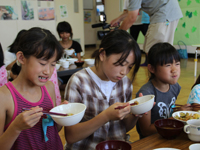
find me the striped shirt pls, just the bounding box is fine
[64,68,133,150]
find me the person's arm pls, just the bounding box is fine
[122,92,144,132]
[76,53,81,61]
[6,59,16,70]
[137,109,157,137]
[110,10,129,27]
[0,87,43,149]
[119,9,139,30]
[65,102,130,144]
[64,75,131,144]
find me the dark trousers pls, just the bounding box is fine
[130,24,149,42]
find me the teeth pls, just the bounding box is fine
[39,76,47,79]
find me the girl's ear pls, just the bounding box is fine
[16,51,26,65]
[99,48,106,61]
[148,64,155,74]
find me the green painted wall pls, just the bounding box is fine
[137,0,200,46]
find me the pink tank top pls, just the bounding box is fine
[5,82,63,150]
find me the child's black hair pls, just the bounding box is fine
[56,21,73,39]
[92,29,141,82]
[17,27,64,61]
[11,62,21,76]
[148,42,181,80]
[8,29,27,54]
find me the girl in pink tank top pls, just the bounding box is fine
[0,27,65,150]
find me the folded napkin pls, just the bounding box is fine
[42,115,54,142]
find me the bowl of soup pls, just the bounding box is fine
[129,95,155,115]
[96,140,131,150]
[50,103,86,126]
[154,119,184,139]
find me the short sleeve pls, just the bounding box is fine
[123,0,129,10]
[128,0,142,11]
[70,41,82,53]
[64,74,83,103]
[187,85,200,104]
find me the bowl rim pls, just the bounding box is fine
[154,118,184,130]
[50,103,86,118]
[96,140,131,149]
[84,58,94,61]
[129,95,155,107]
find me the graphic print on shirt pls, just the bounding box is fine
[158,97,176,118]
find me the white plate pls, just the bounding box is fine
[153,148,180,150]
[172,111,200,124]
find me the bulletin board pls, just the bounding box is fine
[174,0,200,46]
[0,0,56,51]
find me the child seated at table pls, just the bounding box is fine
[56,21,82,62]
[64,30,143,150]
[136,42,191,139]
[187,74,200,111]
[4,30,62,105]
[0,27,64,150]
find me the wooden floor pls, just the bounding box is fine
[59,46,200,146]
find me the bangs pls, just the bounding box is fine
[113,47,131,65]
[33,41,63,61]
[156,49,180,66]
[19,28,64,61]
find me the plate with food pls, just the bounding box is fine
[172,111,200,124]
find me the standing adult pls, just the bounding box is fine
[123,0,150,66]
[110,0,182,66]
[123,0,150,42]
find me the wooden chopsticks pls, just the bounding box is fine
[115,102,138,110]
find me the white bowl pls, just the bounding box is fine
[50,103,86,126]
[129,95,155,115]
[84,59,95,66]
[65,49,74,55]
[172,111,200,124]
[56,63,61,70]
[189,143,200,150]
[67,58,78,64]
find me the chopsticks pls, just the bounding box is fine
[22,108,68,116]
[115,102,138,110]
[172,104,200,109]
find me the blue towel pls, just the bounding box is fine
[42,115,54,142]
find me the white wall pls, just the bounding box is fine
[104,0,123,23]
[0,0,85,55]
[83,0,97,45]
